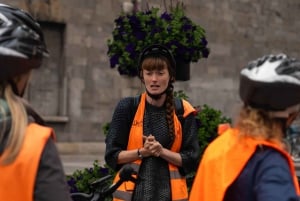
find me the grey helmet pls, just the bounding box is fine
[0,4,49,81]
[239,54,300,118]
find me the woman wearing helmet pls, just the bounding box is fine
[105,44,200,201]
[0,4,71,201]
[189,54,300,201]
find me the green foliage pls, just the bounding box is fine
[196,104,231,155]
[173,90,231,154]
[173,90,189,100]
[102,122,110,136]
[107,3,209,76]
[67,160,115,194]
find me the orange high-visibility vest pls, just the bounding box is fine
[189,128,300,201]
[112,92,196,201]
[217,123,231,135]
[0,123,54,201]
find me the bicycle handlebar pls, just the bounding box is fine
[71,164,136,201]
[100,164,136,197]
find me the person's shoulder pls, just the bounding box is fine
[118,96,139,104]
[252,145,290,170]
[178,98,196,116]
[250,146,294,185]
[115,95,140,111]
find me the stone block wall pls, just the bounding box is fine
[2,0,300,142]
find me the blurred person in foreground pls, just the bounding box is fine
[0,4,72,201]
[189,54,300,201]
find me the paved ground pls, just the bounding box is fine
[60,154,106,175]
[57,142,106,175]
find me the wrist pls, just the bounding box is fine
[137,148,143,159]
[158,147,164,157]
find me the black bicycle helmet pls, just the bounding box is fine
[137,44,176,77]
[0,3,48,81]
[240,53,300,117]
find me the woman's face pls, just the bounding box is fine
[142,65,170,96]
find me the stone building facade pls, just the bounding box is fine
[3,0,300,143]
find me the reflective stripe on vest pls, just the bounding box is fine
[113,93,195,201]
[189,128,300,201]
[0,123,54,201]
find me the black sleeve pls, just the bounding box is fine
[179,113,201,174]
[105,97,134,171]
[34,138,72,201]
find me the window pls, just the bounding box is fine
[26,21,68,122]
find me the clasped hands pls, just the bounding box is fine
[141,135,163,157]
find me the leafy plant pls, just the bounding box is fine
[67,160,114,194]
[107,3,209,76]
[173,89,189,100]
[102,122,110,136]
[196,104,231,155]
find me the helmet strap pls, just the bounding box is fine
[145,88,167,100]
[145,82,173,100]
[8,80,20,96]
[269,104,300,119]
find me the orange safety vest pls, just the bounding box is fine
[112,92,196,201]
[0,123,54,201]
[189,128,300,201]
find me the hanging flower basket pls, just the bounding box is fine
[107,3,210,80]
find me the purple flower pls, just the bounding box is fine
[128,15,140,27]
[110,54,119,68]
[69,186,79,193]
[67,177,76,186]
[201,38,208,46]
[88,168,93,173]
[202,48,210,58]
[115,16,124,26]
[161,12,172,21]
[107,7,210,77]
[147,17,157,26]
[125,44,135,52]
[182,24,193,31]
[150,27,162,36]
[99,167,109,175]
[134,31,146,40]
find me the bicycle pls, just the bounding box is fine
[71,164,137,201]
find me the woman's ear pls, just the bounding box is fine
[170,76,175,83]
[286,111,300,127]
[12,71,31,96]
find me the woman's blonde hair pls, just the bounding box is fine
[236,105,285,142]
[0,84,28,165]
